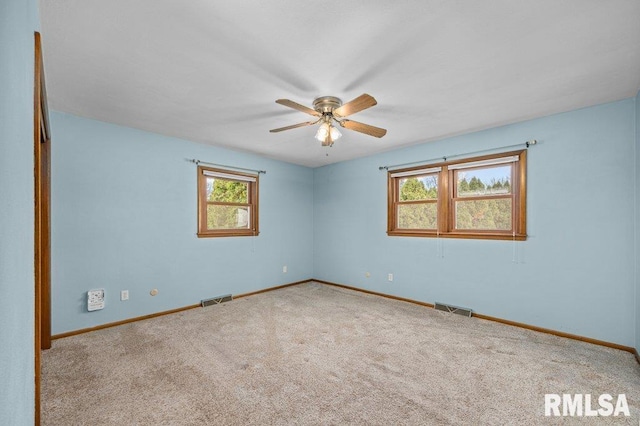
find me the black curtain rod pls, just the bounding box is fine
[378,140,537,171]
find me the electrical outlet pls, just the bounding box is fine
[120,290,129,301]
[283,265,287,273]
[388,273,393,282]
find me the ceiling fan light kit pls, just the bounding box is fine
[270,94,387,147]
[315,120,342,146]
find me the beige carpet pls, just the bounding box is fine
[42,282,640,425]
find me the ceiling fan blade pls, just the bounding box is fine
[269,120,318,133]
[333,94,377,117]
[341,119,387,138]
[275,99,321,117]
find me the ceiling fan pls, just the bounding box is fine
[269,94,387,147]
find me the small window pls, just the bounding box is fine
[388,150,526,240]
[197,166,259,238]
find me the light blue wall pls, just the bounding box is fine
[0,0,38,424]
[51,112,314,334]
[314,99,637,347]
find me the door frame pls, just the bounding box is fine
[34,31,51,426]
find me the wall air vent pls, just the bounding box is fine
[434,302,473,317]
[201,294,233,307]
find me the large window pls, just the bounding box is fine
[388,150,526,240]
[197,166,259,238]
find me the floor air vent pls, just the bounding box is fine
[201,294,233,307]
[434,302,473,317]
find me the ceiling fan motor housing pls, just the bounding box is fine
[313,96,342,114]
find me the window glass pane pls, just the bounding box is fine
[456,165,511,197]
[454,199,512,230]
[207,205,250,230]
[398,203,437,229]
[206,177,248,203]
[399,175,438,201]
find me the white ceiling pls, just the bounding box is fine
[40,0,640,167]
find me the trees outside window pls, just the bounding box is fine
[397,174,438,230]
